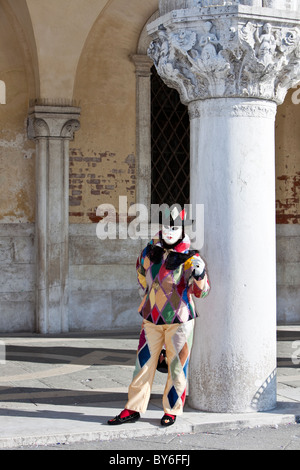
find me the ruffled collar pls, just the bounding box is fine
[148,232,197,270]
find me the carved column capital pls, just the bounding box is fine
[131,54,153,77]
[27,105,81,140]
[148,6,300,104]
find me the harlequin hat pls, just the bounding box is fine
[159,204,193,226]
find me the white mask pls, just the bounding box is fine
[162,225,183,245]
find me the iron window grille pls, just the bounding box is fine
[151,66,190,209]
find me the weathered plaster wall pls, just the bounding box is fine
[0,1,36,332]
[67,0,158,330]
[71,0,158,223]
[276,87,300,225]
[0,1,35,224]
[276,224,300,324]
[275,86,300,324]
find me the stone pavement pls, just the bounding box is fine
[0,325,299,450]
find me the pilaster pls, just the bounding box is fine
[131,55,153,213]
[28,105,81,334]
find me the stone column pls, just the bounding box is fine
[28,105,80,334]
[148,1,300,412]
[131,55,154,211]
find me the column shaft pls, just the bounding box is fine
[131,55,153,211]
[189,98,277,412]
[148,1,300,412]
[35,137,48,334]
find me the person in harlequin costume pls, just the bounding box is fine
[108,206,210,426]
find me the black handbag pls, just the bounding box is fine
[157,348,168,373]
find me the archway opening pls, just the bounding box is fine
[151,66,190,207]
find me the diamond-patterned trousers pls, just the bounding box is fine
[125,319,195,415]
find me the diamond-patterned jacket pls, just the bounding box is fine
[136,233,210,324]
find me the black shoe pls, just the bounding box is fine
[107,412,140,425]
[161,414,176,426]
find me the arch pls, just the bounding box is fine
[133,10,159,213]
[133,10,191,212]
[71,2,159,223]
[150,66,190,207]
[1,0,40,99]
[0,1,36,224]
[137,11,159,55]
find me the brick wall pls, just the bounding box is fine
[69,149,136,224]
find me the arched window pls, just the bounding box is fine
[0,80,6,104]
[133,10,190,213]
[151,66,190,207]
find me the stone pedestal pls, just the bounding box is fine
[148,1,300,411]
[28,105,80,334]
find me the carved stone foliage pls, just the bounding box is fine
[148,16,300,104]
[61,119,81,139]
